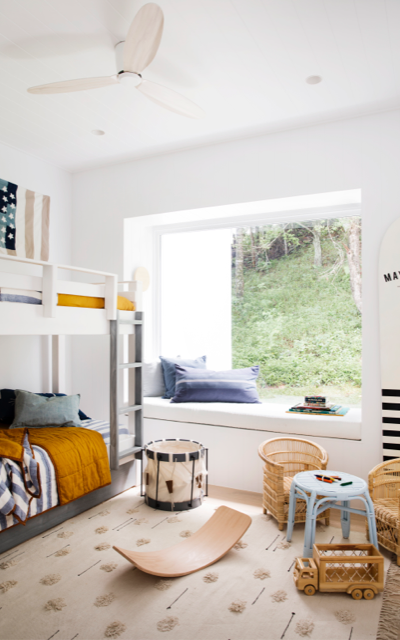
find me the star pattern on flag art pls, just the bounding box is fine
[0,178,50,260]
[0,180,17,251]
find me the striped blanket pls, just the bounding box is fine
[0,432,41,525]
[0,420,129,532]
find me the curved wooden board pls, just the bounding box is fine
[113,505,252,577]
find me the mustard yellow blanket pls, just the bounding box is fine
[0,428,27,462]
[29,427,111,505]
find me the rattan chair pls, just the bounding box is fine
[258,437,329,531]
[368,458,400,565]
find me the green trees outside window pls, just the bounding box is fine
[232,218,362,407]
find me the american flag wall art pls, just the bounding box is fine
[0,178,50,261]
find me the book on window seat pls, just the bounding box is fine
[290,403,339,413]
[295,403,336,411]
[287,403,350,417]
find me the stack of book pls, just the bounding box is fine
[288,396,349,417]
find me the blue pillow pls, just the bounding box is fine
[171,365,261,403]
[159,356,206,399]
[0,389,17,424]
[0,389,90,424]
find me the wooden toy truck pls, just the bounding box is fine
[294,544,384,600]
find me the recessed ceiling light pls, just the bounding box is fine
[306,75,322,85]
[91,129,105,136]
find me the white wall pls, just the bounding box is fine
[72,108,400,480]
[0,143,72,393]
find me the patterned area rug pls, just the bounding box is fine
[0,488,390,640]
[376,560,400,640]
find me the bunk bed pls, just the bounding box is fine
[0,254,143,553]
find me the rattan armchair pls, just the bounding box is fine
[258,437,329,531]
[368,458,400,565]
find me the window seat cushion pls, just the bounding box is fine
[143,398,361,441]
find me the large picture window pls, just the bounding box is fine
[160,215,361,407]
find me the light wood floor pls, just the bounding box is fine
[208,484,367,532]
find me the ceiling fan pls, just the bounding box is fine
[27,3,204,119]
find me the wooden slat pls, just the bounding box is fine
[42,263,57,318]
[135,311,143,448]
[0,272,42,290]
[119,405,142,414]
[110,318,119,470]
[119,362,142,369]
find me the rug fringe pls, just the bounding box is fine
[376,560,400,640]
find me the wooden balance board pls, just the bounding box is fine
[113,505,252,577]
[379,218,400,461]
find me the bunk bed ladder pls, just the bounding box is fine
[110,311,143,470]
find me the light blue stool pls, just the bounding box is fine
[286,470,378,558]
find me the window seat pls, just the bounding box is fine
[143,398,361,441]
[143,398,363,492]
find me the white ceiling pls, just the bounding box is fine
[0,0,400,172]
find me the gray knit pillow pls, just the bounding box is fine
[10,389,81,429]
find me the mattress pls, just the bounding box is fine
[0,419,131,533]
[0,287,41,304]
[0,288,135,310]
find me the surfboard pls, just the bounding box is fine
[379,217,400,460]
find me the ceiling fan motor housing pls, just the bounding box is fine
[115,41,142,86]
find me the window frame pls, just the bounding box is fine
[153,202,361,360]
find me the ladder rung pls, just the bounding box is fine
[119,320,142,325]
[119,363,142,369]
[119,446,141,459]
[119,405,142,414]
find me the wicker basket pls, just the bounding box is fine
[368,458,400,565]
[258,437,329,531]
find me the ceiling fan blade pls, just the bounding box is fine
[28,76,118,94]
[137,80,205,119]
[123,3,164,73]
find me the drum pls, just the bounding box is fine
[144,439,208,511]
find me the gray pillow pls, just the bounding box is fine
[10,389,81,429]
[142,361,165,397]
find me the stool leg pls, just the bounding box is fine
[303,491,317,558]
[286,481,296,542]
[309,501,318,550]
[364,493,378,549]
[341,500,351,539]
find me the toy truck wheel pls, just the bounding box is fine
[351,588,363,600]
[304,584,316,596]
[363,589,375,600]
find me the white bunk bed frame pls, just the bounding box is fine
[0,254,143,552]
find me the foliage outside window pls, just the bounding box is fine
[232,217,362,407]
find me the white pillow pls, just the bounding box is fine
[142,361,166,397]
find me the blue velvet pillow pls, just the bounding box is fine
[159,356,206,399]
[0,389,17,424]
[171,365,261,403]
[0,389,90,424]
